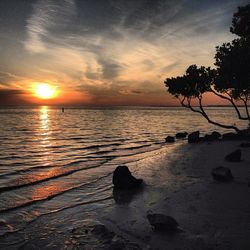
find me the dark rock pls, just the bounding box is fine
[225,149,241,162]
[188,131,200,143]
[165,136,175,143]
[176,132,188,139]
[203,131,221,142]
[113,165,143,190]
[211,166,233,182]
[203,134,214,142]
[222,132,242,141]
[211,131,221,140]
[239,128,250,139]
[147,213,179,232]
[240,142,250,148]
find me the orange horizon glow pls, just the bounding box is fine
[0,78,238,107]
[0,83,235,107]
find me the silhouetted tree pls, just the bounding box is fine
[230,3,250,38]
[165,3,250,133]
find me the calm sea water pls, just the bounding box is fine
[0,106,246,248]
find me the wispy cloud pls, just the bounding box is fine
[0,71,26,87]
[3,0,246,105]
[0,88,29,105]
[25,0,76,53]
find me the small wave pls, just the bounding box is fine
[0,155,24,160]
[48,145,71,149]
[0,162,109,194]
[0,173,113,214]
[0,164,65,178]
[70,137,85,140]
[0,195,113,239]
[82,143,122,150]
[123,144,152,150]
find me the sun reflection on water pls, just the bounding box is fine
[32,179,66,200]
[40,106,49,131]
[38,106,53,159]
[28,107,64,203]
[39,106,52,143]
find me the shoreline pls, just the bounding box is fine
[1,139,250,249]
[99,140,250,249]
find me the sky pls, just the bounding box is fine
[0,0,249,106]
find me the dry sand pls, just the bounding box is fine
[99,140,250,250]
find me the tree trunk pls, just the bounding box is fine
[179,96,240,133]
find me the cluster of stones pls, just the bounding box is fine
[110,130,250,240]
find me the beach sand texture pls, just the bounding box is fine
[99,140,250,250]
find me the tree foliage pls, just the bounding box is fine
[167,65,214,98]
[230,4,250,38]
[165,3,250,132]
[214,39,250,99]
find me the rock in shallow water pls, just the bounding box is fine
[225,149,241,162]
[165,136,175,143]
[147,213,179,232]
[176,132,188,139]
[112,165,143,190]
[222,132,242,141]
[211,131,221,139]
[203,131,221,142]
[211,166,233,182]
[188,131,200,143]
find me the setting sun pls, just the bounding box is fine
[35,83,57,99]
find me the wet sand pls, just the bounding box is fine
[99,140,250,250]
[2,140,250,249]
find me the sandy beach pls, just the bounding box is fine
[2,136,250,250]
[87,140,250,250]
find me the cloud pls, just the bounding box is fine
[161,62,180,73]
[0,89,24,95]
[142,59,155,70]
[0,71,26,87]
[0,88,28,105]
[97,58,123,80]
[0,71,17,85]
[25,0,76,53]
[4,0,246,105]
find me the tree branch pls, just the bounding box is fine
[240,94,250,121]
[209,88,248,121]
[198,96,240,132]
[177,95,240,133]
[179,96,203,114]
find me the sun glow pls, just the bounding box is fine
[35,83,57,99]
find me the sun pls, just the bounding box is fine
[35,83,57,99]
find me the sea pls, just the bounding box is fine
[0,106,247,249]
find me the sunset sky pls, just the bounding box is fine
[0,0,249,106]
